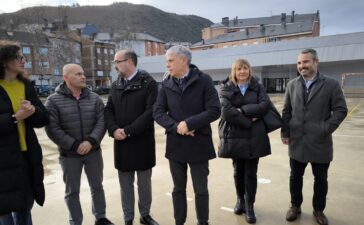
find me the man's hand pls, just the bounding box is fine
[113,128,127,140]
[77,141,92,155]
[281,137,289,145]
[177,121,189,135]
[186,130,195,137]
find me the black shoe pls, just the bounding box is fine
[125,220,133,225]
[197,222,209,225]
[245,203,256,224]
[286,206,301,221]
[140,215,159,225]
[234,198,245,215]
[95,218,114,225]
[313,211,329,225]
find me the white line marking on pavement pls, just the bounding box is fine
[166,193,193,201]
[258,178,271,184]
[334,134,364,138]
[220,207,234,212]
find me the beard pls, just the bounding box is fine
[299,68,312,78]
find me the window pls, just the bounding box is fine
[104,48,108,54]
[75,58,80,64]
[110,49,115,54]
[104,60,109,65]
[38,61,49,68]
[97,71,104,77]
[24,61,32,69]
[39,48,48,55]
[98,59,102,65]
[23,47,31,54]
[97,48,101,54]
[54,68,60,75]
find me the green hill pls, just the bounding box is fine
[0,2,213,43]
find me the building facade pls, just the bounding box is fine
[191,11,320,51]
[139,32,364,95]
[117,32,165,56]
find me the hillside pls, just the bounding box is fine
[0,2,213,43]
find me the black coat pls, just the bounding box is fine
[153,65,221,163]
[218,77,271,159]
[0,78,49,215]
[105,71,158,171]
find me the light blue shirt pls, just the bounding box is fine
[238,83,249,95]
[304,76,315,93]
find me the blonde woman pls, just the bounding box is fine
[218,58,272,224]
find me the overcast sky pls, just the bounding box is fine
[1,0,363,36]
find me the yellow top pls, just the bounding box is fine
[0,79,27,151]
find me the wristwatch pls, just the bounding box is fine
[11,114,18,124]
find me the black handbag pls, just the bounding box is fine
[263,100,283,133]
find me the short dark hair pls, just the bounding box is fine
[124,50,138,66]
[301,48,318,60]
[0,40,21,79]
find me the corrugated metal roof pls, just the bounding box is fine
[139,32,364,73]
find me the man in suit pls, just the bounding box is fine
[153,45,221,225]
[104,50,159,225]
[281,49,348,225]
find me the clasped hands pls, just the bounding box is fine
[177,121,195,137]
[14,99,36,121]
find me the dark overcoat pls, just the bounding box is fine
[0,78,49,215]
[218,77,271,159]
[281,73,348,163]
[105,71,158,171]
[153,65,221,163]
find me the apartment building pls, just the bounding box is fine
[191,11,320,51]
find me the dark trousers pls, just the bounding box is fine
[169,160,209,225]
[233,158,259,204]
[289,158,330,211]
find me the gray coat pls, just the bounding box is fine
[45,82,106,156]
[281,73,347,163]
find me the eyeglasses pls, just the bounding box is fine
[113,58,128,64]
[16,55,27,63]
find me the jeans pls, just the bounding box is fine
[59,150,107,225]
[0,210,33,225]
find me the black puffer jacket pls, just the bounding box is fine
[104,71,158,171]
[218,77,271,159]
[45,82,105,157]
[0,78,49,215]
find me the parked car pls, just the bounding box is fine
[35,85,51,96]
[94,86,110,95]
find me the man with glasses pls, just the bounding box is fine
[105,50,159,225]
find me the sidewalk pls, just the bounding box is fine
[32,96,364,225]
